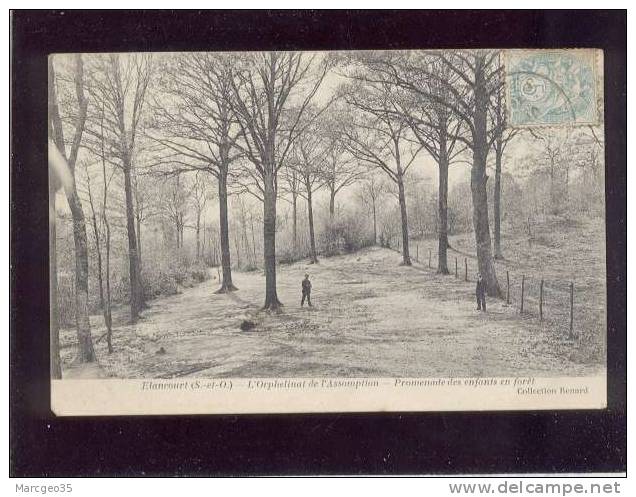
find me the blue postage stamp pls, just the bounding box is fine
[505,50,600,127]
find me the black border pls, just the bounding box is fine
[10,10,626,476]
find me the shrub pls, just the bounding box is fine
[57,272,75,327]
[189,263,209,283]
[321,214,374,257]
[140,257,209,299]
[156,271,179,296]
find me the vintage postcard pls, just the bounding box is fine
[48,48,606,415]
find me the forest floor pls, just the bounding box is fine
[61,220,606,378]
[409,215,607,365]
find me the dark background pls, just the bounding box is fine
[10,10,626,476]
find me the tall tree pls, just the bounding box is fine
[131,163,159,270]
[341,79,422,266]
[371,50,505,295]
[395,56,466,274]
[83,126,116,353]
[229,52,329,310]
[528,128,570,215]
[281,163,302,255]
[320,109,363,221]
[358,173,386,245]
[84,53,153,321]
[48,55,95,363]
[160,174,189,251]
[291,118,327,264]
[490,78,518,259]
[190,172,211,261]
[147,53,241,293]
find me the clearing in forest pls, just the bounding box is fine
[61,246,605,379]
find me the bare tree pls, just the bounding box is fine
[229,52,329,310]
[83,53,153,322]
[147,53,242,293]
[341,79,422,266]
[49,55,95,363]
[291,117,327,264]
[320,108,364,221]
[83,124,116,353]
[280,163,302,255]
[370,50,505,295]
[358,173,386,245]
[190,172,212,261]
[490,77,518,259]
[132,163,160,270]
[230,195,259,268]
[160,174,190,251]
[395,56,466,274]
[528,128,571,215]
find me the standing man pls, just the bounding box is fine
[476,273,486,312]
[301,273,312,307]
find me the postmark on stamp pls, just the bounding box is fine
[505,49,600,127]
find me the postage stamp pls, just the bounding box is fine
[505,49,600,127]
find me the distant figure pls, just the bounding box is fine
[476,273,486,312]
[301,273,312,307]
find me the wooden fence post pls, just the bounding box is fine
[416,245,419,262]
[428,250,431,268]
[569,282,574,339]
[506,270,510,305]
[539,279,544,320]
[464,258,468,281]
[520,275,525,314]
[455,257,458,278]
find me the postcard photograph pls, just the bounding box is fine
[47,48,607,415]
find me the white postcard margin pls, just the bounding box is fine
[51,374,606,416]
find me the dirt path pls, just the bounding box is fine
[62,247,605,379]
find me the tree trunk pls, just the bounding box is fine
[396,175,411,266]
[201,225,206,258]
[263,172,282,310]
[471,61,501,297]
[95,240,105,310]
[104,216,113,354]
[215,171,237,292]
[196,212,201,261]
[306,181,318,264]
[48,54,94,364]
[49,182,62,379]
[250,214,257,266]
[87,193,105,310]
[65,186,96,362]
[493,142,503,260]
[123,161,143,322]
[329,186,336,221]
[437,141,450,274]
[549,158,557,214]
[234,231,241,269]
[241,208,250,266]
[372,197,377,245]
[136,215,142,271]
[292,193,298,255]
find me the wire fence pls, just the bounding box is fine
[395,239,591,340]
